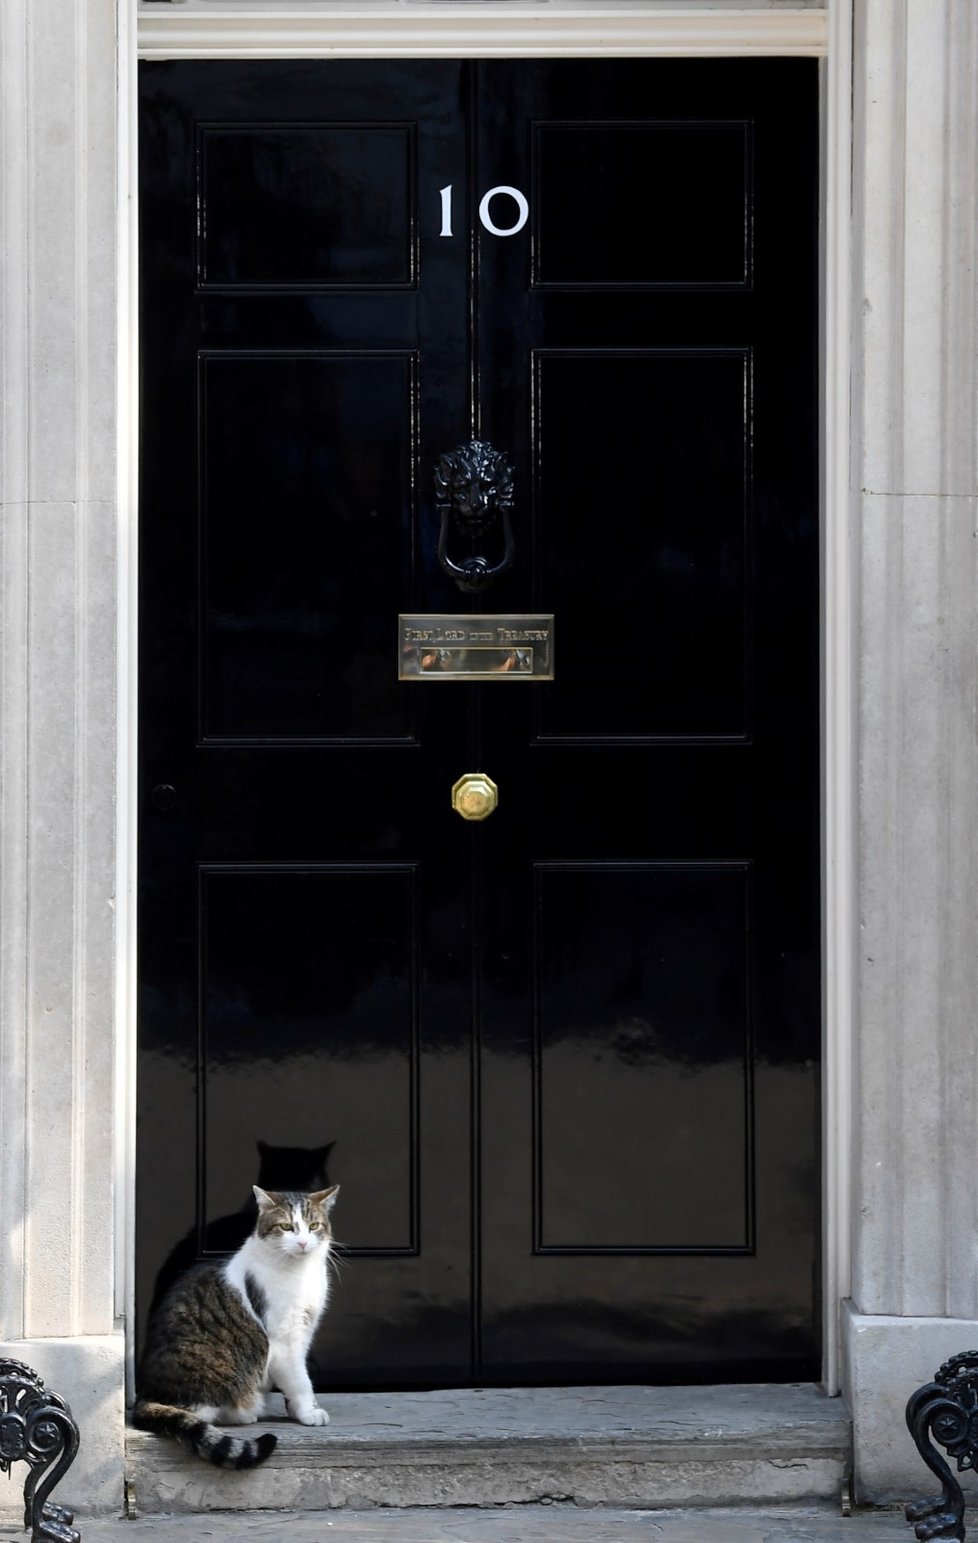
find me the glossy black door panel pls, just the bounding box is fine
[533,862,750,1253]
[534,122,751,288]
[139,57,819,1388]
[200,865,419,1252]
[533,348,749,739]
[200,351,417,741]
[139,59,474,1388]
[198,124,416,289]
[473,57,818,1382]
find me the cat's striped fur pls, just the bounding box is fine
[134,1185,339,1468]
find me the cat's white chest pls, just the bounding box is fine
[225,1238,329,1346]
[264,1268,327,1345]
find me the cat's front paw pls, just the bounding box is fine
[294,1404,329,1427]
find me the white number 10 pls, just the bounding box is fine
[439,184,530,239]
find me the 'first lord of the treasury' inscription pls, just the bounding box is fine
[399,615,554,680]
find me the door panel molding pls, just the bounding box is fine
[531,119,753,291]
[136,5,828,62]
[197,861,422,1258]
[196,121,419,290]
[530,346,752,746]
[531,859,754,1258]
[197,348,421,746]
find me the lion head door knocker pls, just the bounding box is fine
[435,440,515,594]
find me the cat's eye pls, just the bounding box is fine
[275,1222,294,1232]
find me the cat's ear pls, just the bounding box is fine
[310,1185,339,1212]
[253,1185,280,1210]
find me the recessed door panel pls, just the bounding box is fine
[200,865,418,1253]
[200,351,417,741]
[534,121,750,288]
[534,862,750,1253]
[197,123,416,287]
[534,349,749,739]
[139,56,819,1389]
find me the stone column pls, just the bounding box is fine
[845,0,978,1501]
[0,0,124,1513]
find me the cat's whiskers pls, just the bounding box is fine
[324,1240,348,1282]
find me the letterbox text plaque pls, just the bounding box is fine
[399,614,554,681]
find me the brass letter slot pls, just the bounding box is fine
[399,614,554,681]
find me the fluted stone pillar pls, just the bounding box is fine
[845,0,978,1501]
[0,0,124,1513]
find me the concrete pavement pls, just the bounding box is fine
[1,1504,915,1542]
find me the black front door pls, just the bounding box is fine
[138,57,820,1388]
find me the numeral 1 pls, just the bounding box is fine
[439,184,453,238]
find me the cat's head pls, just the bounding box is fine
[252,1185,339,1262]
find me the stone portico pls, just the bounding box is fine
[1,0,976,1513]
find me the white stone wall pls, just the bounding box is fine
[0,0,124,1514]
[845,0,978,1502]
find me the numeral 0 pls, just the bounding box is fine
[439,184,529,238]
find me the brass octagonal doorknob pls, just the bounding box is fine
[452,772,498,821]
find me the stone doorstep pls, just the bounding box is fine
[125,1384,852,1515]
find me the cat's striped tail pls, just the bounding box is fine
[133,1399,277,1469]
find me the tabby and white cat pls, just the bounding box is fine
[149,1139,335,1315]
[134,1185,340,1468]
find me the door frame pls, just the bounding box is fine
[118,0,853,1397]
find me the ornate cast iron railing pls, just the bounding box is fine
[906,1351,978,1542]
[0,1360,81,1543]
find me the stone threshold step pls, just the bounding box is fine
[126,1383,852,1514]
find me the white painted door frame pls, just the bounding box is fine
[118,0,853,1394]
